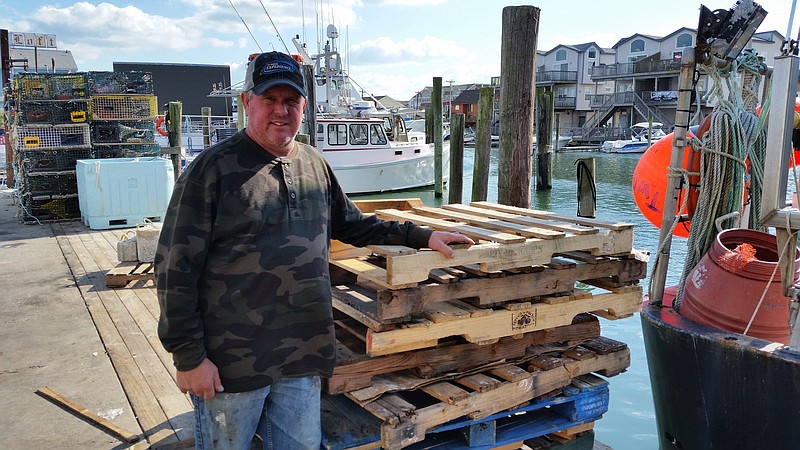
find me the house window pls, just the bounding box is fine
[676,33,693,48]
[630,39,645,53]
[556,49,567,61]
[588,49,596,58]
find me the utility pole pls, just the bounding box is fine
[446,79,454,120]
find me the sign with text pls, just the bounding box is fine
[9,32,57,48]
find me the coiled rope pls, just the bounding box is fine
[673,50,768,310]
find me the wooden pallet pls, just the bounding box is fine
[322,358,619,450]
[344,337,629,406]
[105,261,155,288]
[327,314,602,395]
[331,202,635,289]
[331,251,646,324]
[337,282,641,356]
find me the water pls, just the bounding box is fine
[351,148,691,450]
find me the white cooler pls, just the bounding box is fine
[76,157,174,230]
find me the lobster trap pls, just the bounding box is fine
[88,71,154,95]
[91,95,158,120]
[92,144,161,159]
[15,73,88,101]
[91,121,156,144]
[14,124,91,150]
[17,100,90,125]
[18,194,80,224]
[19,148,93,174]
[21,171,78,197]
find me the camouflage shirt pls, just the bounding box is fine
[155,131,433,393]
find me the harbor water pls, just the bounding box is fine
[351,147,690,450]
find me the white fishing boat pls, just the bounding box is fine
[294,26,449,194]
[315,116,448,193]
[601,122,667,153]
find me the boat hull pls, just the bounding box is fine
[641,301,800,450]
[326,144,450,194]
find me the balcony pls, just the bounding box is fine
[554,96,577,109]
[590,58,682,80]
[536,70,578,85]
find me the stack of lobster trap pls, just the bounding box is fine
[322,200,647,449]
[7,70,158,223]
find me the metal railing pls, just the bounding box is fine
[536,70,578,83]
[590,58,683,79]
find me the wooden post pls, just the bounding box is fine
[554,114,561,152]
[302,64,316,144]
[498,6,539,207]
[425,108,434,144]
[237,93,246,130]
[576,158,596,218]
[449,113,465,204]
[2,29,14,187]
[472,87,494,202]
[535,88,553,191]
[432,77,443,197]
[201,106,212,148]
[167,101,183,178]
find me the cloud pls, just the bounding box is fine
[349,36,466,65]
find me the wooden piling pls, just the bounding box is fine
[498,6,539,207]
[449,113,465,204]
[472,87,494,202]
[167,101,183,178]
[425,108,434,144]
[432,77,444,197]
[576,158,596,218]
[302,65,316,143]
[201,106,212,148]
[536,88,553,190]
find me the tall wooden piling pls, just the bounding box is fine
[536,88,553,190]
[432,77,444,197]
[498,6,539,207]
[472,87,494,202]
[449,114,465,204]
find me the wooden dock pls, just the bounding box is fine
[52,221,193,449]
[45,199,641,449]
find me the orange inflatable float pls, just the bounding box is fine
[631,131,698,238]
[633,111,800,238]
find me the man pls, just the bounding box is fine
[155,51,473,449]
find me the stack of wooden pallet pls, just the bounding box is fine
[321,201,646,450]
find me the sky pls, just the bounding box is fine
[0,0,796,101]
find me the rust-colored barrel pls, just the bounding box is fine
[679,228,800,344]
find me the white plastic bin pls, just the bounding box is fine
[76,157,174,230]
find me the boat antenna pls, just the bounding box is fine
[228,0,263,52]
[257,0,291,54]
[301,0,307,45]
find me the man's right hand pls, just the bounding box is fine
[177,358,224,399]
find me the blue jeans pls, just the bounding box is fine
[190,376,321,450]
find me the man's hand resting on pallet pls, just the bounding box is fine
[428,231,475,258]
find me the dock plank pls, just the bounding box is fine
[54,223,193,447]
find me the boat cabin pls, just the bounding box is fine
[316,118,391,151]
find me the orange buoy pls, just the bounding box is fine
[679,228,800,343]
[156,116,169,137]
[632,131,698,238]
